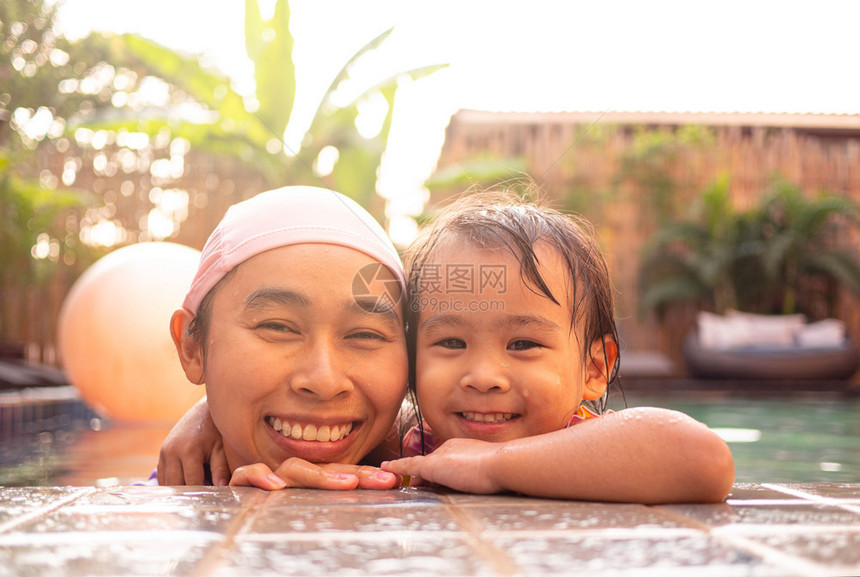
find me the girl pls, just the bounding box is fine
[163,189,734,503]
[380,191,734,502]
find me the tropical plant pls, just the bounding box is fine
[614,125,715,225]
[1,0,444,353]
[638,176,860,320]
[76,0,446,211]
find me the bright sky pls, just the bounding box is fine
[56,0,860,240]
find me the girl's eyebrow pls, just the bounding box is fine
[419,314,466,332]
[420,313,559,333]
[243,288,310,310]
[493,314,561,333]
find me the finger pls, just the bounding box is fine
[156,451,168,485]
[157,450,186,486]
[380,457,419,475]
[352,465,399,489]
[209,444,230,487]
[229,464,287,490]
[274,458,361,490]
[311,463,398,489]
[181,453,207,486]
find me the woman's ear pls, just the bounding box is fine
[582,336,618,400]
[169,308,205,385]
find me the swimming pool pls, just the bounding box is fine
[2,386,859,485]
[620,388,860,483]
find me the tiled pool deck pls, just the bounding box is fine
[0,483,858,576]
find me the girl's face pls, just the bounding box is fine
[414,241,612,444]
[193,244,407,471]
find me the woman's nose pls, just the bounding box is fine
[459,350,511,393]
[289,338,354,399]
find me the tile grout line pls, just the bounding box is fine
[189,488,270,577]
[439,494,521,576]
[762,483,860,515]
[0,487,97,534]
[647,504,719,532]
[649,503,835,576]
[760,483,838,502]
[716,533,833,577]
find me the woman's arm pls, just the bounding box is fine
[382,407,735,503]
[158,397,230,486]
[159,399,404,490]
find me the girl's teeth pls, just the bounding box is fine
[267,417,352,442]
[462,412,513,423]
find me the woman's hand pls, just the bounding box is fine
[382,438,503,494]
[230,459,400,490]
[157,398,229,486]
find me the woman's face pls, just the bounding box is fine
[198,244,407,471]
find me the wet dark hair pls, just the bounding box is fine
[402,186,621,427]
[184,268,237,358]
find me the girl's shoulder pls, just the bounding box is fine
[402,422,438,456]
[566,405,612,427]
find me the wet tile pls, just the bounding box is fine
[73,485,259,509]
[444,492,573,507]
[0,532,216,577]
[766,483,860,500]
[459,501,683,532]
[13,508,238,534]
[0,487,91,526]
[728,483,805,501]
[663,502,860,530]
[742,529,860,569]
[263,487,445,508]
[491,533,792,576]
[219,535,491,576]
[249,504,460,533]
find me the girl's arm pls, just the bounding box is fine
[382,407,735,504]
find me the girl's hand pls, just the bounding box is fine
[157,398,229,486]
[230,459,400,490]
[382,438,503,494]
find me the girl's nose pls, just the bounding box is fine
[459,351,511,393]
[289,339,354,400]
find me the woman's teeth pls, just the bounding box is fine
[460,412,514,423]
[266,416,353,442]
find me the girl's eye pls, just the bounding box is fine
[434,338,466,349]
[508,339,542,351]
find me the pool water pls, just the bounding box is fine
[621,389,860,483]
[1,388,858,485]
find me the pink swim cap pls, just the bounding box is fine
[182,185,405,314]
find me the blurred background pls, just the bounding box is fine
[2,0,860,484]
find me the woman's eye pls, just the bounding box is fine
[257,322,297,333]
[508,339,542,351]
[348,331,386,341]
[434,338,466,349]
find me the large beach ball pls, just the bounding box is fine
[58,242,204,423]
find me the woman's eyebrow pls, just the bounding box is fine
[343,298,402,329]
[243,288,310,311]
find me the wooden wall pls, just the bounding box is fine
[431,110,860,372]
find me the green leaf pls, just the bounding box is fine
[251,0,295,139]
